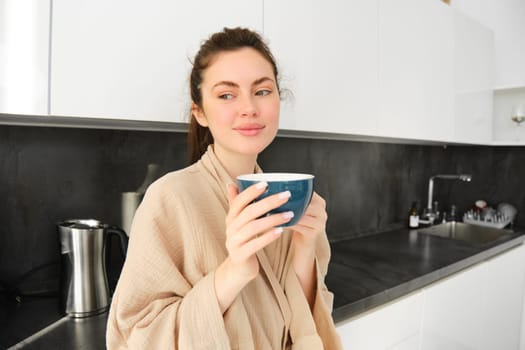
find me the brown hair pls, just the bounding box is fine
[187,27,280,164]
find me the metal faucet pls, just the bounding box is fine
[427,174,472,211]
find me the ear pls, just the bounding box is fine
[191,102,208,127]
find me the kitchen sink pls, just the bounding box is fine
[418,222,514,245]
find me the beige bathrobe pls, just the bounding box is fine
[106,146,342,350]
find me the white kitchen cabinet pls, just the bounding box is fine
[451,0,525,145]
[0,0,50,116]
[420,262,487,349]
[335,291,423,350]
[453,9,494,144]
[266,0,497,144]
[377,0,454,143]
[522,272,525,349]
[335,243,525,349]
[453,0,525,90]
[480,243,525,350]
[50,0,262,122]
[387,334,419,350]
[9,0,505,145]
[263,0,379,135]
[420,243,525,350]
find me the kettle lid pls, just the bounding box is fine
[59,219,104,229]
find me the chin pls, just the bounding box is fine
[239,139,274,156]
[240,145,269,156]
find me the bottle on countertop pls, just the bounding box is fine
[449,204,457,222]
[121,163,160,235]
[409,201,420,228]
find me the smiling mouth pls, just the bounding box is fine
[234,125,265,136]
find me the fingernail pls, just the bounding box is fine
[282,211,294,219]
[256,181,268,189]
[278,191,291,199]
[274,227,283,235]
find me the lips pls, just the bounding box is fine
[234,123,265,136]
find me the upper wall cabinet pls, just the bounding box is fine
[50,0,262,122]
[453,0,525,90]
[263,0,379,136]
[453,0,525,145]
[453,10,494,144]
[376,0,455,143]
[4,0,498,146]
[0,0,50,116]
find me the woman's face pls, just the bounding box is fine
[193,47,280,160]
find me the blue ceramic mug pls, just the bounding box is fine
[237,173,315,227]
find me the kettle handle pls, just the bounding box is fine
[106,226,128,258]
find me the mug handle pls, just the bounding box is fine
[105,226,129,258]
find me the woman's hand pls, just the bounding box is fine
[289,192,327,308]
[291,192,327,249]
[214,181,293,313]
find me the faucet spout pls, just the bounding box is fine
[427,174,472,210]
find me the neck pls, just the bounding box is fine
[213,146,258,179]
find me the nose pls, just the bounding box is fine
[239,94,258,117]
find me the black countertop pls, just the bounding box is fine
[325,225,525,323]
[6,312,107,350]
[0,296,65,349]
[3,224,524,348]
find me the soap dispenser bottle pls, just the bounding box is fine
[409,201,419,228]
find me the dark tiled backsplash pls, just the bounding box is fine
[1,124,524,292]
[262,139,525,239]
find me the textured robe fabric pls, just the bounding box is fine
[106,146,342,350]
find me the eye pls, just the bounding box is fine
[218,93,235,100]
[255,89,272,97]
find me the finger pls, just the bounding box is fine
[232,210,294,246]
[306,193,325,211]
[238,227,284,259]
[295,214,317,227]
[290,211,326,235]
[227,181,268,221]
[290,220,318,236]
[312,192,324,203]
[301,209,328,223]
[300,194,327,221]
[234,190,291,230]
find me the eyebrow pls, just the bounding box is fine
[212,76,275,90]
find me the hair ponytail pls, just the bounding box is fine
[187,116,214,165]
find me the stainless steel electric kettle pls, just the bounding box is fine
[58,219,128,318]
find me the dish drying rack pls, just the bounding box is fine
[463,210,513,229]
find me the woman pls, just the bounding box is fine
[106,27,342,350]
